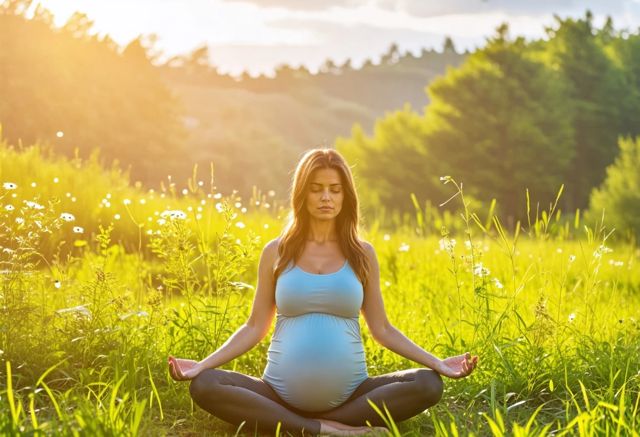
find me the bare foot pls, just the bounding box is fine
[318,419,387,436]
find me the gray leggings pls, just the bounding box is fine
[189,368,444,436]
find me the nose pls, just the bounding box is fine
[321,189,331,200]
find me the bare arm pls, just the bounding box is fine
[169,239,278,380]
[360,241,478,378]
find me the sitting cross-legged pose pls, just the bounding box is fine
[169,148,479,436]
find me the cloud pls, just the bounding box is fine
[208,19,473,75]
[219,0,639,19]
[222,0,365,11]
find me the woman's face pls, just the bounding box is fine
[305,167,344,221]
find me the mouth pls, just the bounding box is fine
[318,207,333,211]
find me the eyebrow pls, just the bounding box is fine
[310,182,342,186]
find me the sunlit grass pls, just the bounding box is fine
[1,140,639,436]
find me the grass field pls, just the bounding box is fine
[1,141,639,436]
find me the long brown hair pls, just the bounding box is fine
[273,148,371,288]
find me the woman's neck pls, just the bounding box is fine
[307,218,338,243]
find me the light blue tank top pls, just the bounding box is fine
[262,259,369,412]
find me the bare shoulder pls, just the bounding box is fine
[261,237,281,264]
[359,239,377,260]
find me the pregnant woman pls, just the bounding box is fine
[168,148,478,436]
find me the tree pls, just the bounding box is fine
[336,106,433,213]
[443,36,457,54]
[381,43,400,65]
[589,136,640,237]
[544,12,631,210]
[424,24,574,218]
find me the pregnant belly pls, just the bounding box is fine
[262,313,368,412]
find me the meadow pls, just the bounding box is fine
[1,139,639,436]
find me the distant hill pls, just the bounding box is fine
[158,45,466,197]
[0,3,466,199]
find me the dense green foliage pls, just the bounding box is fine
[1,138,639,436]
[545,13,640,211]
[589,136,640,239]
[0,1,188,183]
[339,13,640,228]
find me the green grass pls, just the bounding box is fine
[1,141,639,436]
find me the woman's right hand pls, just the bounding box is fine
[168,356,203,381]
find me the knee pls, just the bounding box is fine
[189,368,225,403]
[413,369,444,407]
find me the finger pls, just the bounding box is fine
[169,361,178,380]
[171,361,184,381]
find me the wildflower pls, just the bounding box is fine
[182,188,188,195]
[187,206,193,212]
[383,234,391,241]
[493,278,503,289]
[235,202,242,208]
[268,190,276,197]
[264,223,269,229]
[594,245,613,258]
[241,207,247,213]
[15,217,24,224]
[465,240,472,250]
[599,245,613,254]
[2,182,17,190]
[160,210,187,220]
[198,180,204,187]
[54,280,61,289]
[255,201,260,206]
[157,218,166,226]
[73,226,84,233]
[569,255,576,263]
[171,210,187,220]
[24,201,43,210]
[196,213,202,220]
[123,199,131,205]
[71,197,77,202]
[30,182,37,188]
[214,193,222,199]
[197,206,203,212]
[264,203,270,208]
[56,131,64,138]
[114,214,121,220]
[384,281,391,287]
[60,213,75,222]
[473,263,490,277]
[4,205,14,211]
[439,238,456,253]
[66,192,71,198]
[568,313,576,323]
[439,175,452,184]
[556,248,563,253]
[399,243,410,252]
[236,222,246,229]
[53,177,59,183]
[106,193,112,199]
[139,199,146,205]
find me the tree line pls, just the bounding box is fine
[337,13,640,234]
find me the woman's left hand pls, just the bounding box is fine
[436,352,478,379]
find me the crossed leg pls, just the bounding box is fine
[189,368,443,436]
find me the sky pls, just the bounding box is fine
[35,0,640,76]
